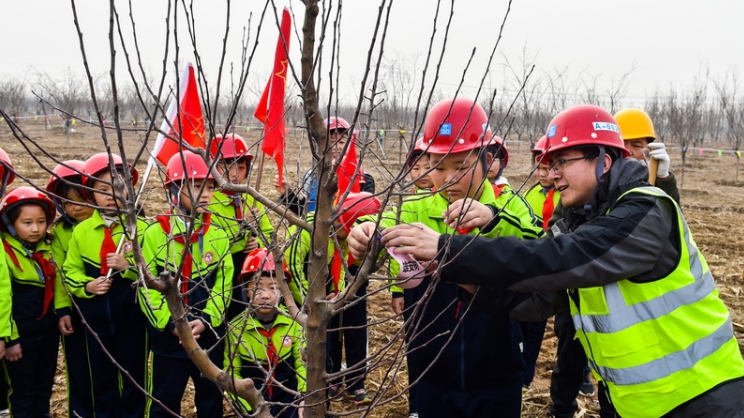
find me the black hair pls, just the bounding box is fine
[6,202,46,226]
[575,145,621,162]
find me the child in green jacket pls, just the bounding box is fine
[226,248,305,418]
[63,153,148,418]
[0,187,58,418]
[140,150,233,417]
[46,160,96,417]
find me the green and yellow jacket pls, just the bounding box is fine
[284,212,346,306]
[2,233,58,344]
[210,190,275,253]
[63,210,148,336]
[139,212,234,357]
[225,310,305,409]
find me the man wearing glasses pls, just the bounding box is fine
[355,104,744,418]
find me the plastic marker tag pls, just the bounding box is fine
[387,247,425,289]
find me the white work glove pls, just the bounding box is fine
[645,142,671,178]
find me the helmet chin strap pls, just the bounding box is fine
[169,183,189,214]
[595,145,607,181]
[584,145,608,213]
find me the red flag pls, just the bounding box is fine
[336,132,360,201]
[154,62,206,165]
[255,7,291,183]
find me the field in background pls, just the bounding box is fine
[2,120,743,417]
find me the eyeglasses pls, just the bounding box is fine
[549,156,594,175]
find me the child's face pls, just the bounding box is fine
[330,131,348,162]
[486,157,501,183]
[179,179,215,213]
[534,163,553,188]
[14,204,47,244]
[248,274,280,316]
[410,159,433,190]
[92,171,128,212]
[62,188,94,223]
[218,158,248,184]
[428,150,488,202]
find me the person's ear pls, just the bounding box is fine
[602,153,613,175]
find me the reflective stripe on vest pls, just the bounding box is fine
[569,186,744,418]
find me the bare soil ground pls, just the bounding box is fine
[2,120,744,417]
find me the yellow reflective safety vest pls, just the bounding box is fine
[569,186,744,417]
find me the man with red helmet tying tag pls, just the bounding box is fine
[375,104,744,418]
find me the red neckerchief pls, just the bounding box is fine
[155,213,211,304]
[223,190,243,220]
[100,224,118,275]
[256,325,279,398]
[2,239,56,319]
[32,252,57,319]
[330,245,342,295]
[542,188,555,231]
[455,183,505,235]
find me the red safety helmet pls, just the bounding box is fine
[83,153,139,187]
[0,186,56,232]
[164,150,213,187]
[405,136,428,167]
[240,248,291,282]
[46,160,86,195]
[0,148,15,186]
[325,116,350,133]
[486,134,509,169]
[209,134,254,162]
[531,136,548,164]
[543,105,630,160]
[336,192,382,233]
[422,97,492,155]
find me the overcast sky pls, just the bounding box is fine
[1,0,742,108]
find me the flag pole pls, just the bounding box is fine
[105,155,157,279]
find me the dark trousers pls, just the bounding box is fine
[401,292,420,414]
[549,310,587,418]
[417,380,522,418]
[327,282,368,393]
[87,327,148,418]
[62,314,94,418]
[4,330,59,418]
[550,311,617,418]
[0,359,8,410]
[519,320,547,387]
[227,251,249,321]
[147,344,225,418]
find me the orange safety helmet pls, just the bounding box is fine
[240,248,291,282]
[336,192,382,233]
[422,97,492,155]
[325,116,351,133]
[0,186,57,233]
[164,150,213,187]
[46,160,86,195]
[0,148,15,187]
[543,105,629,160]
[83,153,139,187]
[209,134,254,162]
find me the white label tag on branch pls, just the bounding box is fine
[387,247,424,289]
